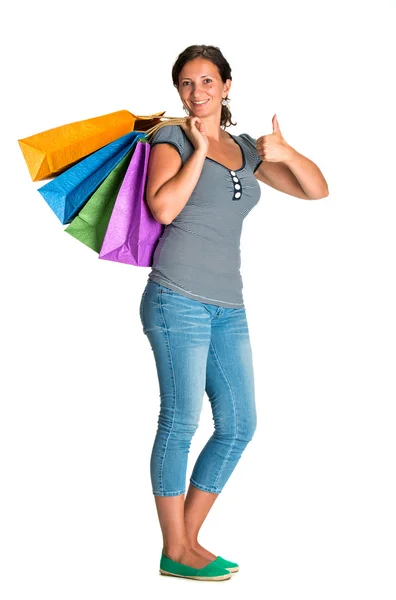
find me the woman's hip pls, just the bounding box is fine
[139,279,255,412]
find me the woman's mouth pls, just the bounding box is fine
[191,99,209,107]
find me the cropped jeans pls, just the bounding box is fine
[139,279,257,497]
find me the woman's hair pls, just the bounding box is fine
[171,45,237,129]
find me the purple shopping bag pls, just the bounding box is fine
[98,139,164,266]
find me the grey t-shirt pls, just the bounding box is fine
[147,124,262,308]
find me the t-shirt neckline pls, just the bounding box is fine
[180,126,247,173]
[205,132,246,173]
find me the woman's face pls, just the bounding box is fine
[178,57,231,118]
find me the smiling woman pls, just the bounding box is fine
[140,45,262,580]
[139,43,328,582]
[175,52,237,129]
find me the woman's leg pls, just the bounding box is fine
[185,305,257,556]
[140,281,220,566]
[184,485,219,559]
[153,494,212,568]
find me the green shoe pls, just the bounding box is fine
[159,553,232,581]
[213,555,239,573]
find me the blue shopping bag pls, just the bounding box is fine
[37,131,145,224]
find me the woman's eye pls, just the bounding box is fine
[182,79,212,86]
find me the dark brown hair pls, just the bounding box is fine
[171,45,237,129]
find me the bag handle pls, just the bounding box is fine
[144,117,188,141]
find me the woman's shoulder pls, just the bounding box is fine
[150,124,185,159]
[234,132,262,172]
[150,123,184,144]
[236,132,257,147]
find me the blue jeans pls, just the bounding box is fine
[139,279,257,496]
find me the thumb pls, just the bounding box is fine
[272,114,281,134]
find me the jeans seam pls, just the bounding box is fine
[156,290,177,496]
[153,488,185,496]
[190,477,221,494]
[207,340,238,490]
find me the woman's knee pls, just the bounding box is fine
[237,408,258,444]
[221,402,257,444]
[157,403,201,440]
[238,421,257,444]
[215,419,257,445]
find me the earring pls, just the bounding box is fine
[222,97,230,106]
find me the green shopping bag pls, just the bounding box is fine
[64,148,134,253]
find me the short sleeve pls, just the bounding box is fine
[150,124,184,160]
[238,133,262,173]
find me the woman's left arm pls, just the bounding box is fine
[255,115,329,200]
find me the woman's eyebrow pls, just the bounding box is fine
[181,75,212,81]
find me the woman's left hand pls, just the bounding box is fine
[256,115,295,163]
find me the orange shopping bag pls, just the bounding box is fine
[18,109,166,181]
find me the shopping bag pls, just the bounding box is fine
[38,131,144,224]
[18,109,166,181]
[99,139,164,267]
[64,148,134,253]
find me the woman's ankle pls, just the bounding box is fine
[162,542,189,560]
[185,537,200,550]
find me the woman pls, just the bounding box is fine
[139,44,329,582]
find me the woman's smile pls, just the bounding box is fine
[191,99,210,107]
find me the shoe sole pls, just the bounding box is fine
[159,568,232,581]
[226,567,239,573]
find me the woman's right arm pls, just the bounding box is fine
[145,144,206,225]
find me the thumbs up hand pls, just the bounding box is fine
[256,115,295,163]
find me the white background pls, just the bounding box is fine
[1,0,395,598]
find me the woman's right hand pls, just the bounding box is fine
[180,117,209,154]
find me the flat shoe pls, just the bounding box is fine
[159,553,232,581]
[213,555,239,573]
